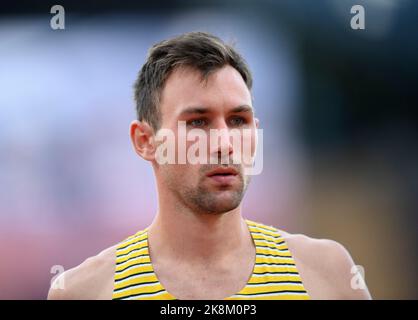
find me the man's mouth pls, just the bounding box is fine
[206,167,239,184]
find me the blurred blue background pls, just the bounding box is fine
[0,0,417,299]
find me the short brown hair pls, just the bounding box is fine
[133,31,253,131]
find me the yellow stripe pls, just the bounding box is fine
[248,226,282,238]
[248,274,303,283]
[227,294,310,300]
[256,247,292,257]
[116,244,148,260]
[114,275,160,291]
[115,256,151,273]
[129,291,176,300]
[252,264,299,273]
[251,233,284,243]
[116,238,147,256]
[246,220,278,232]
[254,240,288,250]
[116,230,147,250]
[114,264,155,282]
[115,247,149,264]
[115,283,165,296]
[112,287,171,300]
[238,284,307,295]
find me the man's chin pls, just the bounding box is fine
[199,191,243,214]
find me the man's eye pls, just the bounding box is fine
[230,117,246,126]
[188,119,207,127]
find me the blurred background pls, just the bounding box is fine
[0,0,417,299]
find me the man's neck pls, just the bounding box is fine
[147,204,252,264]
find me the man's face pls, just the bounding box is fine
[155,65,257,215]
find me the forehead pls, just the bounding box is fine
[159,65,252,118]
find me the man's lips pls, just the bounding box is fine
[206,167,239,184]
[206,167,239,177]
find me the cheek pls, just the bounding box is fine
[163,163,200,183]
[252,125,260,154]
[160,164,179,180]
[176,131,188,162]
[251,129,257,155]
[240,127,257,159]
[184,164,201,178]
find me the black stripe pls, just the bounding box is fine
[255,244,289,251]
[248,227,281,236]
[114,280,160,292]
[116,245,148,258]
[255,262,295,266]
[253,232,277,244]
[115,270,155,283]
[254,238,285,246]
[116,253,149,265]
[255,252,291,258]
[249,229,282,238]
[113,288,168,300]
[251,232,284,243]
[252,271,299,275]
[117,238,147,255]
[116,261,151,274]
[117,234,147,250]
[248,223,278,233]
[247,280,303,286]
[234,290,308,296]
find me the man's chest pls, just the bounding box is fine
[153,261,254,300]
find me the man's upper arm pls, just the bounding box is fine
[47,257,98,300]
[47,265,82,300]
[47,246,117,300]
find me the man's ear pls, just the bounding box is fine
[255,117,259,129]
[130,120,156,161]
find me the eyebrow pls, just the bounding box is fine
[231,105,253,114]
[179,105,254,116]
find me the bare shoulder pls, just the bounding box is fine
[47,244,118,300]
[279,230,352,269]
[278,229,372,300]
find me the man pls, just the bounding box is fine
[48,32,371,300]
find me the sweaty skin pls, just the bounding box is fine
[48,65,371,300]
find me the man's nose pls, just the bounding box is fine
[209,120,234,162]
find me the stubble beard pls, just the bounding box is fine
[166,165,251,215]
